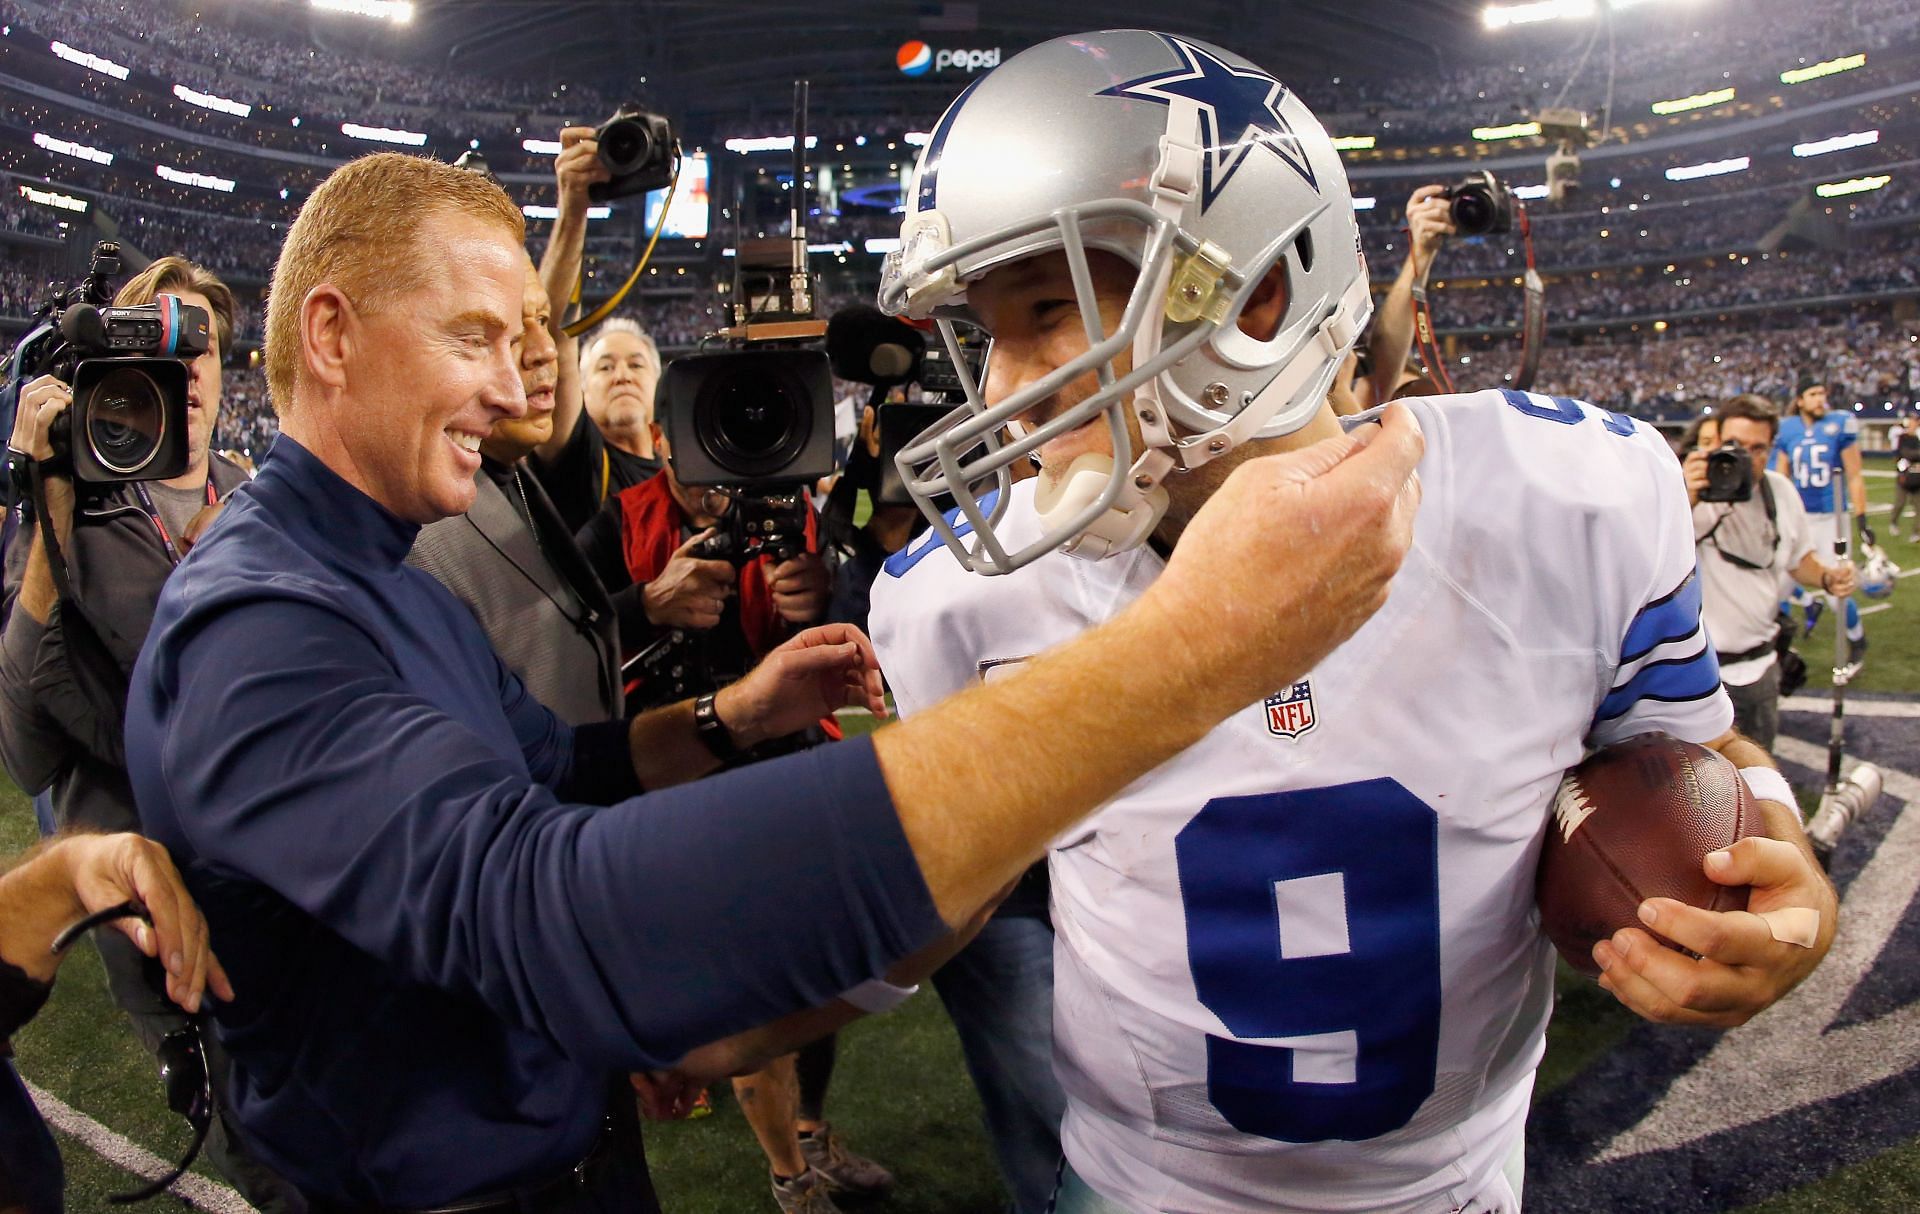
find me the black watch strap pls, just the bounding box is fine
[693,692,738,761]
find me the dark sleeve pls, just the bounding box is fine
[0,607,66,795]
[574,509,658,648]
[156,599,943,1070]
[529,413,606,536]
[0,958,52,1041]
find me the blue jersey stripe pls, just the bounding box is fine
[1619,572,1704,665]
[1594,644,1722,722]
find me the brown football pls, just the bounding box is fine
[1537,732,1763,977]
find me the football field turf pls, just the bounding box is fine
[9,474,1919,1211]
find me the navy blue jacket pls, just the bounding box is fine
[125,438,941,1205]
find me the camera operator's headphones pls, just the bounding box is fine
[53,903,212,1203]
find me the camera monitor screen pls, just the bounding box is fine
[645,151,710,239]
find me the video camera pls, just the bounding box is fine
[4,242,208,485]
[1700,441,1755,503]
[1444,170,1518,238]
[825,304,987,508]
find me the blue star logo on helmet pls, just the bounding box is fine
[1096,34,1318,210]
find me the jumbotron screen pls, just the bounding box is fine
[645,151,709,238]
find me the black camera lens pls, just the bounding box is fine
[1451,188,1497,236]
[599,117,653,175]
[84,364,168,474]
[695,369,812,478]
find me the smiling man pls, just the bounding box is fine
[408,257,622,726]
[123,151,1427,1209]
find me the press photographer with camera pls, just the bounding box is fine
[0,253,301,1210]
[1688,395,1855,749]
[1357,184,1460,407]
[527,123,667,533]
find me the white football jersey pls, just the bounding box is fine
[871,390,1733,1214]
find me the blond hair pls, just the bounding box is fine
[263,152,524,414]
[114,255,237,357]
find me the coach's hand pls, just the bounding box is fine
[1595,835,1837,1027]
[643,529,734,630]
[61,833,234,1015]
[715,623,887,747]
[1143,404,1423,720]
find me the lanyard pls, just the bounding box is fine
[132,478,219,566]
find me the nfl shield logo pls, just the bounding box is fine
[1265,679,1317,739]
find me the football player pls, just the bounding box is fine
[1774,375,1870,674]
[869,32,1837,1214]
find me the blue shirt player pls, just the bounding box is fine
[1774,375,1869,672]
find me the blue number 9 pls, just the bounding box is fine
[1173,779,1441,1142]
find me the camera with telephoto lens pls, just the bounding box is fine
[591,106,678,202]
[1700,440,1755,503]
[1444,170,1517,237]
[4,242,207,485]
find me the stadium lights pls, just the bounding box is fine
[903,132,932,146]
[1650,87,1734,115]
[32,131,112,165]
[50,39,129,79]
[156,164,236,192]
[523,204,611,220]
[720,242,854,257]
[724,135,819,154]
[310,0,414,24]
[1780,53,1865,85]
[18,184,87,213]
[342,122,428,147]
[1513,183,1551,199]
[174,84,252,118]
[864,237,902,254]
[1792,129,1879,157]
[1816,174,1890,198]
[1473,121,1541,141]
[521,138,563,155]
[1483,1,1594,29]
[1664,155,1748,181]
[1352,197,1377,210]
[1331,135,1377,151]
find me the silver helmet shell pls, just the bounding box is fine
[879,29,1374,574]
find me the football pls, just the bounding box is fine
[1537,733,1764,977]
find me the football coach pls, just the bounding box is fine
[123,153,1425,1212]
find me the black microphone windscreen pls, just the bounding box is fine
[827,305,925,386]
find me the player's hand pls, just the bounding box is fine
[1405,185,1458,275]
[1144,404,1423,718]
[715,623,888,746]
[554,125,612,215]
[764,552,830,624]
[60,833,234,1015]
[642,530,735,631]
[1822,560,1856,599]
[1681,449,1711,506]
[1594,836,1836,1028]
[9,375,72,466]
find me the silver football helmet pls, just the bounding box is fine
[878,29,1374,574]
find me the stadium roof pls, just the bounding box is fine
[265,0,1493,128]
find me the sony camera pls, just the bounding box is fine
[1701,440,1755,503]
[591,106,678,203]
[4,242,207,484]
[1445,170,1518,238]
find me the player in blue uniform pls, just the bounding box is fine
[1774,375,1870,673]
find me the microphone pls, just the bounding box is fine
[827,304,925,386]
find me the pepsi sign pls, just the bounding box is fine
[897,40,1001,76]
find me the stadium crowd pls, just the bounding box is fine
[0,4,1912,1214]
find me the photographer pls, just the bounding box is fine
[0,256,299,1209]
[1891,413,1919,543]
[1688,395,1854,749]
[1358,185,1458,407]
[528,126,664,533]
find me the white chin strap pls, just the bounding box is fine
[1035,451,1172,560]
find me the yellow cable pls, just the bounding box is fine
[562,156,682,339]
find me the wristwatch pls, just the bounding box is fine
[692,692,739,762]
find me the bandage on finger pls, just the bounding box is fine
[1756,907,1820,948]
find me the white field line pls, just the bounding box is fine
[25,1079,255,1212]
[1781,695,1920,717]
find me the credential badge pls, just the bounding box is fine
[1264,679,1317,739]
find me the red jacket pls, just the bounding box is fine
[614,472,816,662]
